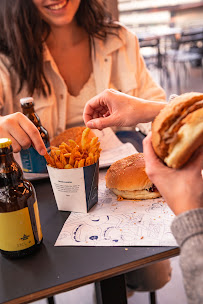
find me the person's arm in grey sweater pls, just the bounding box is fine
[143,133,203,304]
[171,209,203,304]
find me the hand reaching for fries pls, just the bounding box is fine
[44,128,101,169]
[83,89,167,130]
[0,113,47,154]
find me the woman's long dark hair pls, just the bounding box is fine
[0,0,119,96]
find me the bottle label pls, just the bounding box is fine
[31,201,43,243]
[0,207,35,251]
[0,201,42,251]
[20,142,50,173]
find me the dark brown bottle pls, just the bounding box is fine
[0,138,43,258]
[20,97,50,173]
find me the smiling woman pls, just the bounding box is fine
[32,0,81,26]
[0,0,120,145]
[0,0,171,296]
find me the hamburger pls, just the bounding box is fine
[152,92,203,169]
[105,153,161,200]
[51,126,95,147]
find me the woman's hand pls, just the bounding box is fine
[0,113,46,155]
[83,89,166,130]
[143,133,203,216]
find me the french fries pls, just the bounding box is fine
[44,128,101,169]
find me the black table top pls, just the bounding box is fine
[0,131,179,304]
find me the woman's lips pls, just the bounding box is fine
[45,0,68,11]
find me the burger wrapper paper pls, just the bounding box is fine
[47,161,99,213]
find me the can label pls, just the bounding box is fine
[20,142,50,173]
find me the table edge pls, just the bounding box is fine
[4,247,180,304]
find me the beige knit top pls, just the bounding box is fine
[66,73,96,129]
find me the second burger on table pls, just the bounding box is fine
[106,153,161,200]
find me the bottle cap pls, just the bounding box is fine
[20,97,34,107]
[0,138,12,148]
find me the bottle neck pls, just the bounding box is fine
[0,148,24,186]
[22,105,41,127]
[22,105,35,115]
[21,103,50,145]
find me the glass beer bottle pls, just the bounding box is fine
[20,97,50,173]
[0,138,43,258]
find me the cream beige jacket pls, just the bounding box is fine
[0,25,165,139]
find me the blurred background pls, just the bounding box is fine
[107,0,203,99]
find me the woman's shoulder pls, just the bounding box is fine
[93,23,140,59]
[106,22,139,47]
[116,22,137,35]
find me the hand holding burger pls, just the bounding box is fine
[143,133,203,216]
[152,92,203,168]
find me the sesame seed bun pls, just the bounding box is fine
[105,153,161,200]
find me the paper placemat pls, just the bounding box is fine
[55,171,177,247]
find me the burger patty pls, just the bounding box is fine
[160,100,203,157]
[147,184,159,192]
[162,100,203,144]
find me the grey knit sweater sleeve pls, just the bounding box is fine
[171,208,203,304]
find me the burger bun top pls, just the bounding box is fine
[105,153,153,191]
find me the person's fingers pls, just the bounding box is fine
[83,89,120,125]
[19,117,46,155]
[4,134,22,153]
[83,92,107,123]
[9,123,32,149]
[86,119,103,130]
[143,133,164,169]
[184,145,203,169]
[143,133,173,185]
[103,110,110,117]
[91,107,109,120]
[0,114,31,152]
[144,133,203,173]
[84,105,109,124]
[84,107,100,123]
[0,113,46,155]
[86,113,119,130]
[86,117,108,130]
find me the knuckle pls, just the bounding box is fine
[4,113,23,127]
[21,138,31,149]
[96,120,103,130]
[143,137,147,145]
[145,167,154,180]
[14,147,21,153]
[12,143,21,153]
[3,116,14,126]
[13,112,24,120]
[114,113,123,126]
[104,89,111,97]
[32,127,40,137]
